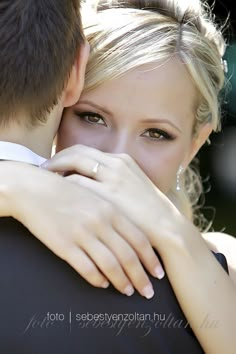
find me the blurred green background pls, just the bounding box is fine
[199,1,236,236]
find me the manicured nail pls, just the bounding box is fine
[142,284,154,299]
[154,265,165,279]
[124,285,134,296]
[101,281,109,288]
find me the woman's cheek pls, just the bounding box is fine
[56,114,77,151]
[57,118,108,152]
[56,126,75,152]
[138,145,180,192]
[56,114,96,151]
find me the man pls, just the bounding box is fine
[0,1,226,353]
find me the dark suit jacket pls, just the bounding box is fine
[0,217,228,354]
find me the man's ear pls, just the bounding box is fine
[184,123,213,167]
[63,41,90,107]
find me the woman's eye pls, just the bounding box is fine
[75,111,106,126]
[142,128,174,141]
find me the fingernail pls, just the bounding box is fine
[101,280,109,288]
[124,285,134,296]
[154,265,165,279]
[142,284,154,299]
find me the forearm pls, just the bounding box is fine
[159,217,236,354]
[0,161,25,218]
[0,161,57,223]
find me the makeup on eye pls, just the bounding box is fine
[76,100,182,132]
[74,111,107,126]
[142,128,175,141]
[74,110,176,141]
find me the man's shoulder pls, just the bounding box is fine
[0,217,205,354]
[0,216,29,237]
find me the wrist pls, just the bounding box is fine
[156,209,201,261]
[0,161,32,219]
[0,162,17,217]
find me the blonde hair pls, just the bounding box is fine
[82,0,227,229]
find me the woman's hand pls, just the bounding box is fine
[42,144,181,264]
[0,161,163,299]
[42,146,236,354]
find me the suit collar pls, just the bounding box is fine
[0,141,47,166]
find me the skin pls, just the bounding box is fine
[57,58,205,195]
[41,57,236,353]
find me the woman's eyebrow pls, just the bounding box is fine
[77,100,112,116]
[78,100,181,132]
[140,118,181,133]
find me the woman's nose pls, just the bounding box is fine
[105,134,132,155]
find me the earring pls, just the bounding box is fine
[176,165,184,191]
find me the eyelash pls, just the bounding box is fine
[75,111,175,141]
[142,128,174,141]
[76,111,107,126]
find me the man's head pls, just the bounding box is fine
[0,0,89,130]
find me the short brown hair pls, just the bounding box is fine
[0,0,84,126]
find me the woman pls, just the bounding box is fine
[0,0,236,352]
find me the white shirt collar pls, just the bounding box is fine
[0,141,47,166]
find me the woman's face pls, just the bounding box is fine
[57,58,208,194]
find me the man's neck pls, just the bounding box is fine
[0,128,52,159]
[0,108,62,158]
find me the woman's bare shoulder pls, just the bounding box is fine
[202,232,236,284]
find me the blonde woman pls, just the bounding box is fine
[0,1,236,353]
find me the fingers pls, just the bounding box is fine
[40,146,166,298]
[64,245,110,289]
[114,214,165,280]
[66,174,165,282]
[63,213,161,299]
[41,145,134,183]
[41,145,110,180]
[78,236,137,297]
[97,226,155,299]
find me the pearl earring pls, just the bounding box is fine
[176,165,184,191]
